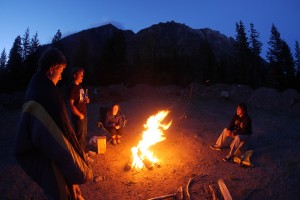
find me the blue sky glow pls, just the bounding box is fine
[1,0,299,59]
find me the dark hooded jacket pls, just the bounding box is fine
[227,113,252,136]
[14,72,93,200]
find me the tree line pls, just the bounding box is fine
[0,28,62,91]
[233,21,300,91]
[0,22,300,93]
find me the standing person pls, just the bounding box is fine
[14,47,93,200]
[104,104,126,145]
[67,67,96,161]
[210,103,252,162]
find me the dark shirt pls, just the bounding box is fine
[227,113,252,135]
[105,111,125,129]
[67,83,86,114]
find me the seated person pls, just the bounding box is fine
[210,103,252,162]
[104,104,126,145]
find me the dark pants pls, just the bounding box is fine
[72,114,88,152]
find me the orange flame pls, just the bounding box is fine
[131,110,172,169]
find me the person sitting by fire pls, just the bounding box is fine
[104,103,126,145]
[210,102,252,162]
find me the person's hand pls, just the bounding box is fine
[225,129,234,137]
[84,97,90,104]
[79,113,85,120]
[115,125,120,130]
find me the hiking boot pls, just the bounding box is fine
[87,151,96,157]
[222,155,233,162]
[210,144,221,151]
[112,139,117,145]
[117,139,121,144]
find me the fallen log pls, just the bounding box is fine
[217,179,232,200]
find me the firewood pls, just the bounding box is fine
[209,184,219,200]
[143,158,154,170]
[217,179,232,200]
[185,174,206,200]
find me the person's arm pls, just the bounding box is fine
[236,116,252,135]
[116,112,125,128]
[68,99,84,120]
[105,113,115,128]
[227,115,236,131]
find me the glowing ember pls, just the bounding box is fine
[131,110,172,170]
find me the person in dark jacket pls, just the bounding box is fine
[14,47,93,200]
[104,104,125,145]
[210,103,252,162]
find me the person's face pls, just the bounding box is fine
[48,65,65,85]
[75,71,84,84]
[236,106,244,117]
[112,105,119,116]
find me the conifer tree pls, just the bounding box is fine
[25,31,40,76]
[51,29,62,44]
[30,32,40,54]
[266,24,295,90]
[234,20,252,85]
[249,23,262,57]
[266,24,283,89]
[6,36,23,90]
[281,40,295,88]
[295,41,300,77]
[0,48,6,70]
[267,24,282,64]
[7,36,23,73]
[235,21,250,54]
[22,28,31,61]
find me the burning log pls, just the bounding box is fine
[147,186,183,200]
[217,179,232,200]
[142,157,154,170]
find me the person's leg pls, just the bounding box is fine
[215,128,232,148]
[82,116,88,152]
[116,128,123,144]
[228,135,250,157]
[72,116,84,150]
[109,128,117,145]
[77,118,86,151]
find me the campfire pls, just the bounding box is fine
[130,110,172,170]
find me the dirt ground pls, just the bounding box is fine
[1,86,300,200]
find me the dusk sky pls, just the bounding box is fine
[1,0,299,59]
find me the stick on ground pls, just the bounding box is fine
[218,179,232,200]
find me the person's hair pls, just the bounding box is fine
[37,47,66,73]
[237,102,247,113]
[71,67,85,79]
